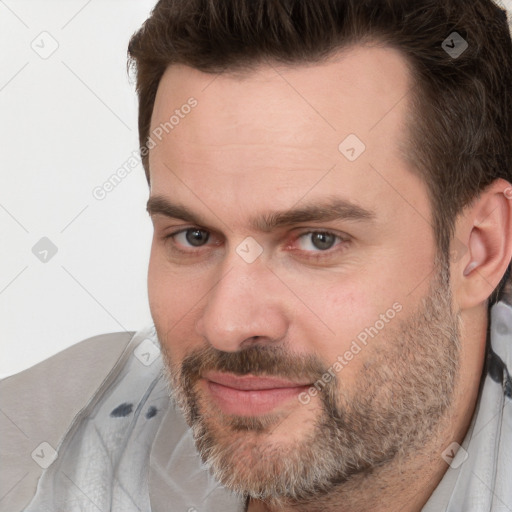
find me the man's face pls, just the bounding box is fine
[147,46,461,502]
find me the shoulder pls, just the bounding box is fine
[0,330,138,511]
[0,330,136,415]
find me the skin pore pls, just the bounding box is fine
[146,45,510,511]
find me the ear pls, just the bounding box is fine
[452,179,512,310]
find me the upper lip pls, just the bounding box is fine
[203,372,312,391]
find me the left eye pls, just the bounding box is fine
[173,228,210,247]
[297,232,341,251]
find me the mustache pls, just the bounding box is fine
[170,342,344,433]
[177,343,330,387]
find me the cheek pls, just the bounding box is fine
[147,243,168,323]
[148,246,188,345]
[295,282,400,378]
[148,241,194,312]
[288,282,360,344]
[147,244,212,357]
[294,275,378,333]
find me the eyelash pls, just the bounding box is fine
[162,228,350,261]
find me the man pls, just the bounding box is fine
[1,0,512,511]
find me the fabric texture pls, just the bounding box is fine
[0,331,134,512]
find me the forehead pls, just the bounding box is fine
[148,45,428,224]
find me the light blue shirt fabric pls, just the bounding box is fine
[24,302,512,512]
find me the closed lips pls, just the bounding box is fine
[203,372,312,390]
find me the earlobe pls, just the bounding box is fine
[455,179,512,309]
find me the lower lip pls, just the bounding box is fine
[203,379,310,416]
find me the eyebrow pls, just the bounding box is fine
[146,195,376,232]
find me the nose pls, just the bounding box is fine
[194,256,289,352]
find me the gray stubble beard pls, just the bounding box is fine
[160,261,461,507]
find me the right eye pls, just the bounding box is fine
[171,228,211,248]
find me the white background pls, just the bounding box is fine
[1,0,156,377]
[1,0,511,378]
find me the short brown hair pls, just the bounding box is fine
[127,0,512,304]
